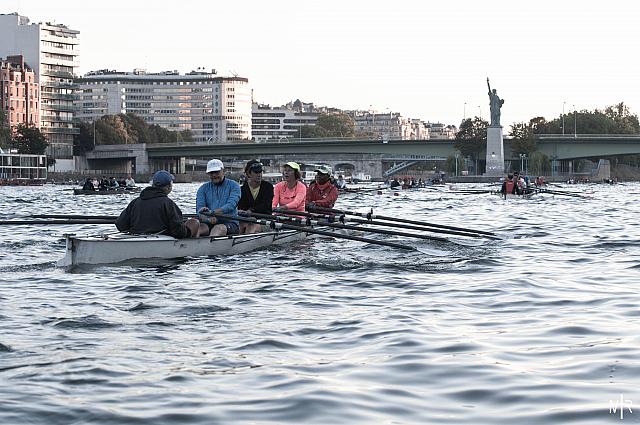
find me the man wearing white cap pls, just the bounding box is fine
[196,159,241,236]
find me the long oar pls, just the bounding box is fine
[204,212,415,251]
[447,189,497,195]
[535,188,587,198]
[30,214,119,220]
[274,209,498,240]
[0,219,116,225]
[243,211,450,242]
[306,206,499,239]
[29,213,200,220]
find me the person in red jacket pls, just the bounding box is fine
[306,165,338,209]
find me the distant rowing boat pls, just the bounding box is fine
[73,187,141,195]
[496,191,536,200]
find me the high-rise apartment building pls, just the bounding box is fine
[75,69,252,143]
[1,55,39,129]
[0,13,79,171]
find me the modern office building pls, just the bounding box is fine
[75,69,252,143]
[0,13,79,171]
[252,102,319,142]
[1,55,39,129]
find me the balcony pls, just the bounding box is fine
[43,127,80,135]
[42,115,74,123]
[41,81,77,89]
[40,93,75,100]
[43,104,76,112]
[42,70,75,79]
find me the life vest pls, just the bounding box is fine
[504,180,515,194]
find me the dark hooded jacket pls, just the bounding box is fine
[115,186,190,238]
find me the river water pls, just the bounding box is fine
[0,182,638,424]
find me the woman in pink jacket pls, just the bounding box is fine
[272,162,307,213]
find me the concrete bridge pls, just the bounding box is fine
[82,135,640,178]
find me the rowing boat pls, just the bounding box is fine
[73,187,141,195]
[57,229,310,266]
[496,191,536,200]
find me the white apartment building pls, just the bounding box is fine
[349,111,421,140]
[75,69,252,143]
[409,118,430,140]
[252,102,319,142]
[0,13,79,171]
[425,122,456,139]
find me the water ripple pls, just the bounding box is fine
[1,182,640,424]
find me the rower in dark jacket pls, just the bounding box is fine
[115,170,200,238]
[237,159,274,234]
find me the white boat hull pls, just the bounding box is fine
[58,230,307,267]
[496,191,536,200]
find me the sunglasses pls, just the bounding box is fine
[248,163,263,172]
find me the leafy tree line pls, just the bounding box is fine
[508,102,640,169]
[449,102,640,175]
[74,113,193,155]
[295,113,356,139]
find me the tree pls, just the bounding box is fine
[454,117,488,159]
[295,125,327,139]
[12,124,48,154]
[444,153,465,175]
[73,120,95,155]
[527,151,551,175]
[543,103,640,135]
[0,110,10,150]
[74,113,193,151]
[509,118,543,155]
[120,113,151,143]
[297,112,355,139]
[603,102,640,134]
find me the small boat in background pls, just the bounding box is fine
[73,187,141,196]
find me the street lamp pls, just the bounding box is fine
[573,105,577,138]
[463,102,467,121]
[455,152,459,176]
[562,102,565,135]
[519,153,527,174]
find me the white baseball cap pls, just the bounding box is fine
[206,159,224,173]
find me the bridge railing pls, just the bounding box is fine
[149,136,416,148]
[538,134,640,139]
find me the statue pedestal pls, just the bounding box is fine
[485,126,504,177]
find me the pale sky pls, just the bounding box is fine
[7,0,640,130]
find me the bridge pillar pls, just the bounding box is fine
[485,126,504,176]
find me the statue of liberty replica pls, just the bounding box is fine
[485,78,505,176]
